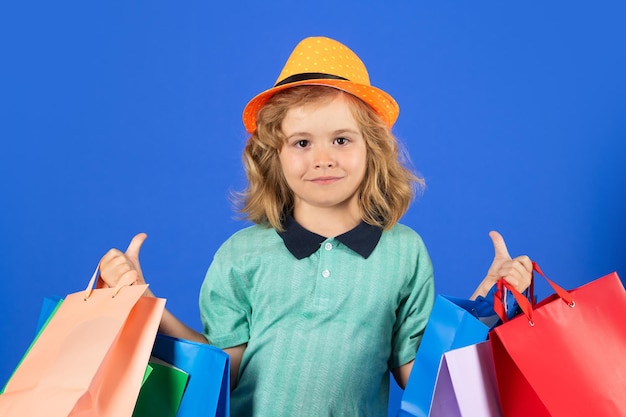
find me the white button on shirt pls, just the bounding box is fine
[322,269,331,278]
[324,242,333,251]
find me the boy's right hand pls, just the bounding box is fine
[99,233,152,295]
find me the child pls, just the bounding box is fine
[100,36,531,416]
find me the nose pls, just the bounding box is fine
[313,147,335,169]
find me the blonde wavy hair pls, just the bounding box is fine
[237,85,424,231]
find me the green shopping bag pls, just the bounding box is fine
[133,358,189,417]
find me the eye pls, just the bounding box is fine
[295,139,309,148]
[334,137,349,145]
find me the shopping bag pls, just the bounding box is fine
[490,262,626,417]
[1,296,64,394]
[142,364,154,386]
[397,295,492,417]
[429,341,501,417]
[0,267,165,417]
[10,294,186,417]
[151,334,230,417]
[132,358,189,417]
[23,296,229,416]
[34,295,64,334]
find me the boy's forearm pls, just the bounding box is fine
[158,308,209,344]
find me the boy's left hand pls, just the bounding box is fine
[471,231,532,300]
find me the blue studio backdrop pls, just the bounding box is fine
[1,2,625,415]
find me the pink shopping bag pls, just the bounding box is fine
[430,341,501,417]
[0,267,165,417]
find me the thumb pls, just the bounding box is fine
[489,230,511,259]
[125,233,148,259]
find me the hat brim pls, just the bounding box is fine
[242,79,399,134]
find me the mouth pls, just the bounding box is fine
[310,176,342,185]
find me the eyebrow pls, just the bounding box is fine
[284,128,361,141]
[332,128,361,136]
[284,131,312,141]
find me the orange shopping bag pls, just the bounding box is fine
[0,267,165,417]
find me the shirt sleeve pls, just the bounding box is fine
[389,238,435,368]
[199,238,252,349]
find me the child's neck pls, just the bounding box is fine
[293,206,361,238]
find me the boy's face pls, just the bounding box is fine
[279,93,367,220]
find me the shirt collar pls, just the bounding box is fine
[277,216,383,260]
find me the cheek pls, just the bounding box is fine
[279,150,306,177]
[348,149,368,177]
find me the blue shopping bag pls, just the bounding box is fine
[397,288,518,417]
[151,334,230,417]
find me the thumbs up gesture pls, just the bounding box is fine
[99,233,153,296]
[470,231,532,300]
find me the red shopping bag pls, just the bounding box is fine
[489,262,626,417]
[0,267,165,417]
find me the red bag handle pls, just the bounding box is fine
[494,261,574,325]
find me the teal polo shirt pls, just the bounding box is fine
[199,218,435,417]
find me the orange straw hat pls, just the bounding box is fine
[242,36,400,134]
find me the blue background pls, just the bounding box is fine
[2,1,625,414]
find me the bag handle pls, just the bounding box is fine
[494,261,574,326]
[83,264,137,300]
